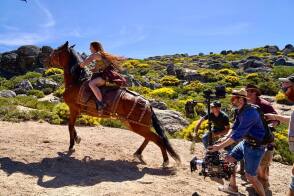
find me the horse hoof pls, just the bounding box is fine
[162,160,169,168]
[133,153,146,165]
[68,148,75,154]
[75,136,81,144]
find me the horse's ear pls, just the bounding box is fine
[70,44,76,49]
[64,41,69,48]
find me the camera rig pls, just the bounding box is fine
[186,85,235,180]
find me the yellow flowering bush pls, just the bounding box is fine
[160,76,180,86]
[275,91,288,104]
[149,87,178,99]
[77,115,100,126]
[52,103,69,123]
[224,76,240,86]
[179,119,208,141]
[183,81,205,92]
[44,68,64,76]
[217,69,237,76]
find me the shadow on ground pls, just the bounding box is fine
[0,152,176,188]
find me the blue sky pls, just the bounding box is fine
[0,0,293,58]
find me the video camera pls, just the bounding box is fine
[186,85,235,180]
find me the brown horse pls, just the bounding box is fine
[49,41,181,166]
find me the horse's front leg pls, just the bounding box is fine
[68,108,79,152]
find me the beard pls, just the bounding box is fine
[286,87,294,102]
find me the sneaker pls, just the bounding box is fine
[218,185,239,195]
[95,100,107,110]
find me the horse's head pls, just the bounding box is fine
[50,41,75,68]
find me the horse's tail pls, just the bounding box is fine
[151,107,181,164]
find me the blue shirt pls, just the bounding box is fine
[231,105,265,142]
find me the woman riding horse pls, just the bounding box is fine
[79,41,127,110]
[49,41,180,166]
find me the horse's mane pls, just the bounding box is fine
[68,48,89,84]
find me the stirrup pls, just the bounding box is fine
[95,100,106,110]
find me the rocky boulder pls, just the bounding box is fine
[38,46,53,67]
[0,45,53,78]
[0,52,19,77]
[33,78,59,90]
[153,108,189,134]
[16,45,41,73]
[286,59,294,66]
[149,99,168,110]
[166,64,176,75]
[283,44,294,55]
[264,45,279,54]
[14,80,33,94]
[274,57,287,66]
[0,90,16,98]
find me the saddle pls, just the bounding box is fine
[77,81,151,127]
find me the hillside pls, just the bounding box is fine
[0,121,291,196]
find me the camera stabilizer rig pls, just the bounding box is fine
[186,85,236,180]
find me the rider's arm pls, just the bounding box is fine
[80,53,101,68]
[265,113,290,124]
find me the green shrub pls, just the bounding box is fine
[198,70,222,82]
[218,69,237,76]
[257,80,279,96]
[47,74,64,84]
[53,86,65,98]
[44,68,64,76]
[42,87,54,95]
[224,76,240,86]
[28,90,45,98]
[287,52,294,58]
[160,76,180,86]
[273,66,294,79]
[224,53,241,61]
[99,118,125,128]
[149,87,178,99]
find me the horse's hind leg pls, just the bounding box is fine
[127,122,169,166]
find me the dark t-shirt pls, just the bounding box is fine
[256,97,277,114]
[204,111,230,132]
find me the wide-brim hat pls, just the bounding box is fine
[231,88,247,98]
[279,74,294,85]
[245,84,261,96]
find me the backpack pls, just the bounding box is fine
[245,104,275,145]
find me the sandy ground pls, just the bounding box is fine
[0,121,291,196]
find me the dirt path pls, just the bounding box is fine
[0,121,291,196]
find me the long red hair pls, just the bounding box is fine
[90,41,124,70]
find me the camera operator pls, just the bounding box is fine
[208,89,267,196]
[193,101,230,149]
[246,84,278,189]
[264,74,294,196]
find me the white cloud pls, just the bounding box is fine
[108,25,147,49]
[0,32,49,46]
[34,0,55,28]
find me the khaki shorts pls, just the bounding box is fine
[259,149,274,167]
